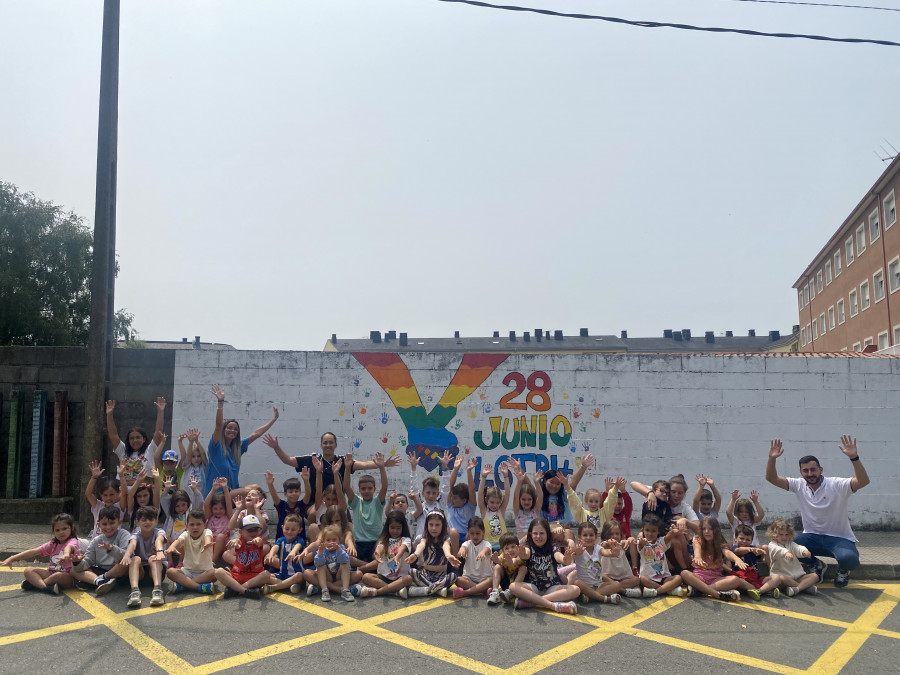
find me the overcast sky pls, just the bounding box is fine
[2,0,898,350]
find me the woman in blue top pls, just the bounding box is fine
[207,384,279,493]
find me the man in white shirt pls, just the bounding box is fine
[765,435,870,588]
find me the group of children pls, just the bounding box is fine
[1,406,825,611]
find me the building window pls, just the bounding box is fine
[889,256,900,294]
[856,224,866,255]
[853,342,862,352]
[869,209,880,243]
[798,291,804,310]
[878,332,889,350]
[864,336,874,348]
[828,306,835,330]
[886,190,897,229]
[807,323,812,342]
[850,289,859,316]
[812,320,818,339]
[861,280,870,310]
[835,250,842,276]
[800,327,806,346]
[874,269,885,302]
[819,313,826,335]
[809,281,815,301]
[894,324,900,345]
[816,270,823,293]
[804,286,810,305]
[846,237,854,265]
[825,261,832,285]
[837,298,845,324]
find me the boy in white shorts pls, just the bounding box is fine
[165,509,218,595]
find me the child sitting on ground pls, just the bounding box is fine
[1,513,80,595]
[679,516,756,602]
[571,521,623,604]
[214,515,268,600]
[164,509,217,595]
[405,510,460,598]
[453,516,494,599]
[359,511,414,597]
[311,525,357,602]
[731,524,781,598]
[121,506,167,608]
[263,514,307,594]
[765,519,819,597]
[487,532,522,605]
[632,514,684,597]
[70,505,131,594]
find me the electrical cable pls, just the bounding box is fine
[722,0,900,13]
[436,0,900,46]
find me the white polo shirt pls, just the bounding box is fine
[786,476,857,542]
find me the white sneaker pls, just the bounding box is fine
[643,588,658,598]
[397,587,408,599]
[290,583,303,594]
[786,587,798,597]
[805,586,818,595]
[487,589,501,605]
[625,588,643,598]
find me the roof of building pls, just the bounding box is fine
[116,339,236,350]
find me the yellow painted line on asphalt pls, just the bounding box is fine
[727,601,857,629]
[0,618,100,646]
[0,584,22,592]
[367,624,507,675]
[805,588,900,675]
[70,591,195,672]
[113,592,217,618]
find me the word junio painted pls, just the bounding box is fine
[474,371,573,451]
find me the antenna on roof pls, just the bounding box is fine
[884,138,898,155]
[876,144,896,163]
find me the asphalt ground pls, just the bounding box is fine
[0,568,898,674]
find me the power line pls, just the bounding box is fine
[725,0,900,12]
[436,0,900,46]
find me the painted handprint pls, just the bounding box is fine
[353,438,362,449]
[468,407,477,419]
[381,433,390,444]
[562,390,570,400]
[582,441,590,452]
[381,411,389,424]
[478,389,486,401]
[579,422,587,433]
[569,441,578,453]
[592,408,601,419]
[399,435,407,447]
[484,402,492,414]
[364,388,371,398]
[351,376,360,386]
[454,419,463,430]
[338,405,346,417]
[357,421,366,431]
[573,406,581,419]
[359,404,367,415]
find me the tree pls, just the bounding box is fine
[0,182,138,346]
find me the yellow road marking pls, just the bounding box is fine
[0,619,100,646]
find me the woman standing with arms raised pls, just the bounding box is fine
[207,384,279,492]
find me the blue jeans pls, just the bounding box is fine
[793,532,860,571]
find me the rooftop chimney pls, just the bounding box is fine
[663,329,673,338]
[673,331,683,342]
[769,330,781,341]
[725,331,733,337]
[535,329,543,342]
[792,324,800,333]
[454,331,460,338]
[748,329,756,337]
[554,330,563,340]
[579,327,589,337]
[331,333,337,344]
[386,330,396,341]
[399,332,408,347]
[621,330,628,339]
[182,337,188,343]
[493,331,500,338]
[705,331,715,344]
[523,332,531,342]
[682,329,691,341]
[509,331,516,342]
[193,336,201,350]
[370,331,382,343]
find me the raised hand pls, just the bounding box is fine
[343,453,354,467]
[533,470,544,484]
[604,476,615,491]
[89,461,105,479]
[310,455,323,472]
[706,477,715,487]
[696,474,707,486]
[615,476,626,491]
[731,489,740,500]
[769,439,784,459]
[374,452,385,468]
[839,435,858,459]
[407,451,419,470]
[271,406,279,420]
[454,456,463,471]
[189,476,199,492]
[264,470,275,485]
[155,397,167,411]
[482,463,493,477]
[332,458,343,474]
[499,461,510,477]
[439,449,452,469]
[151,467,160,480]
[300,466,310,481]
[581,453,595,470]
[211,385,226,402]
[750,490,759,501]
[262,433,278,450]
[467,457,477,471]
[105,400,116,414]
[384,454,402,468]
[186,428,200,443]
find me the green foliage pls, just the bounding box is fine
[0,182,138,346]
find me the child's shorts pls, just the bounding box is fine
[232,569,263,585]
[464,573,490,585]
[692,568,723,585]
[521,582,562,595]
[731,567,763,588]
[181,568,212,580]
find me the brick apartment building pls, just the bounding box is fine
[795,155,899,352]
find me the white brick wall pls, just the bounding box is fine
[172,352,900,528]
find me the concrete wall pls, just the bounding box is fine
[0,347,175,502]
[172,351,900,529]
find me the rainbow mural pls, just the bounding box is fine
[352,353,508,471]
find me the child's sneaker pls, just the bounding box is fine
[671,586,692,598]
[499,589,513,603]
[340,588,355,602]
[642,588,658,598]
[397,587,408,599]
[127,589,142,608]
[306,584,321,597]
[223,587,239,599]
[244,588,262,600]
[167,581,183,595]
[786,587,798,597]
[771,588,780,599]
[290,583,303,594]
[42,584,60,595]
[718,590,740,602]
[21,580,37,591]
[452,587,466,599]
[321,589,331,602]
[359,585,378,597]
[513,598,532,610]
[604,594,621,604]
[150,587,165,606]
[805,585,818,595]
[625,587,643,598]
[197,583,214,595]
[487,588,501,605]
[349,584,362,597]
[745,589,761,601]
[95,578,116,596]
[809,559,827,584]
[580,594,590,604]
[554,601,577,614]
[437,587,449,598]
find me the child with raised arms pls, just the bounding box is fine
[765,519,819,596]
[125,468,160,532]
[692,474,722,519]
[510,458,542,540]
[265,469,312,541]
[214,514,267,600]
[262,513,307,594]
[570,521,624,604]
[509,518,579,614]
[632,514,684,597]
[478,462,511,551]
[359,511,414,597]
[679,516,756,601]
[731,524,781,598]
[204,477,232,562]
[447,456,477,554]
[1,513,79,595]
[85,460,126,538]
[164,509,218,595]
[343,451,388,563]
[409,450,452,541]
[105,397,165,485]
[70,505,131,594]
[178,428,208,493]
[486,532,522,605]
[121,506,168,608]
[307,455,346,543]
[570,475,625,531]
[726,489,765,546]
[404,510,460,597]
[452,516,493,599]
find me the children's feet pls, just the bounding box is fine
[340,588,355,602]
[437,587,449,598]
[809,559,828,584]
[167,582,183,595]
[223,587,239,599]
[397,587,408,599]
[771,587,780,599]
[671,586,692,598]
[306,584,321,597]
[554,601,577,614]
[21,579,37,591]
[261,585,276,595]
[359,585,378,597]
[150,587,165,606]
[604,594,621,604]
[290,583,303,594]
[349,584,362,597]
[41,584,60,595]
[499,589,513,603]
[487,588,501,605]
[642,588,658,598]
[745,589,761,601]
[244,588,262,600]
[197,583,214,595]
[834,569,850,588]
[805,585,818,595]
[718,590,740,602]
[579,594,590,604]
[127,589,142,608]
[95,578,117,596]
[321,589,331,602]
[513,598,532,610]
[452,587,467,599]
[786,587,798,597]
[625,587,643,598]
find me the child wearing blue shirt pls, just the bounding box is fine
[263,514,306,594]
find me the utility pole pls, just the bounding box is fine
[81,0,120,530]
